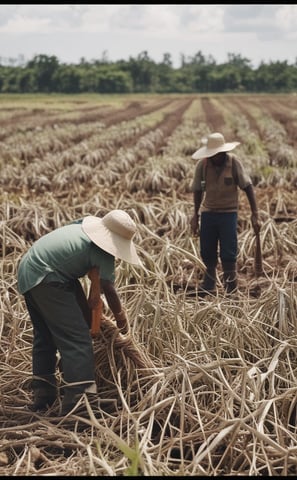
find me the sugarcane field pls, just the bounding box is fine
[1,92,297,476]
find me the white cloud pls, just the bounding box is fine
[180,5,225,34]
[77,5,225,36]
[2,14,51,33]
[109,5,180,34]
[0,4,295,66]
[277,5,297,34]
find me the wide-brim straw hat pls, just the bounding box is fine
[82,210,142,266]
[192,132,240,160]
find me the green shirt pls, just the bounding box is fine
[17,221,115,294]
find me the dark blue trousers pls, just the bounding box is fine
[200,212,238,265]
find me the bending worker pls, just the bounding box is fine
[17,209,142,414]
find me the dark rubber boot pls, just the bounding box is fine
[198,265,216,297]
[222,261,238,294]
[61,391,83,415]
[30,375,57,411]
[61,390,99,416]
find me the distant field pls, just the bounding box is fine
[0,93,296,476]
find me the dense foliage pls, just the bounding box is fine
[0,51,297,94]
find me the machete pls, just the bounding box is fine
[254,231,264,277]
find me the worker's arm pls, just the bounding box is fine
[190,190,203,235]
[101,278,129,333]
[244,184,260,234]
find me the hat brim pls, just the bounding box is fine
[82,216,142,266]
[192,141,240,160]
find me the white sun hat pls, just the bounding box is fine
[82,210,142,266]
[192,132,240,160]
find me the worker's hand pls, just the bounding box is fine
[251,212,260,235]
[114,310,130,335]
[190,214,200,236]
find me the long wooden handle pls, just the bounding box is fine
[88,267,103,336]
[254,232,264,277]
[90,303,102,337]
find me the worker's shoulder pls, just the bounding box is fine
[228,153,245,169]
[194,157,205,166]
[228,152,239,162]
[67,218,84,225]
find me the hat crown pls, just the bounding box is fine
[206,132,225,150]
[192,132,239,160]
[102,210,136,240]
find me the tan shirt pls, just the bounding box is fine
[191,153,252,212]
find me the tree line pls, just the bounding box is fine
[0,51,296,94]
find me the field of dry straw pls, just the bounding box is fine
[0,93,296,476]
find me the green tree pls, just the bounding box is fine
[53,65,82,93]
[18,68,36,93]
[170,69,195,93]
[0,50,296,94]
[26,54,60,92]
[1,67,19,93]
[125,51,158,92]
[96,68,133,93]
[155,53,175,93]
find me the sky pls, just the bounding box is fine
[0,4,296,68]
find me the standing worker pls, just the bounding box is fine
[17,209,142,414]
[190,132,260,297]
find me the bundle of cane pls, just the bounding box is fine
[86,268,156,392]
[93,315,156,383]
